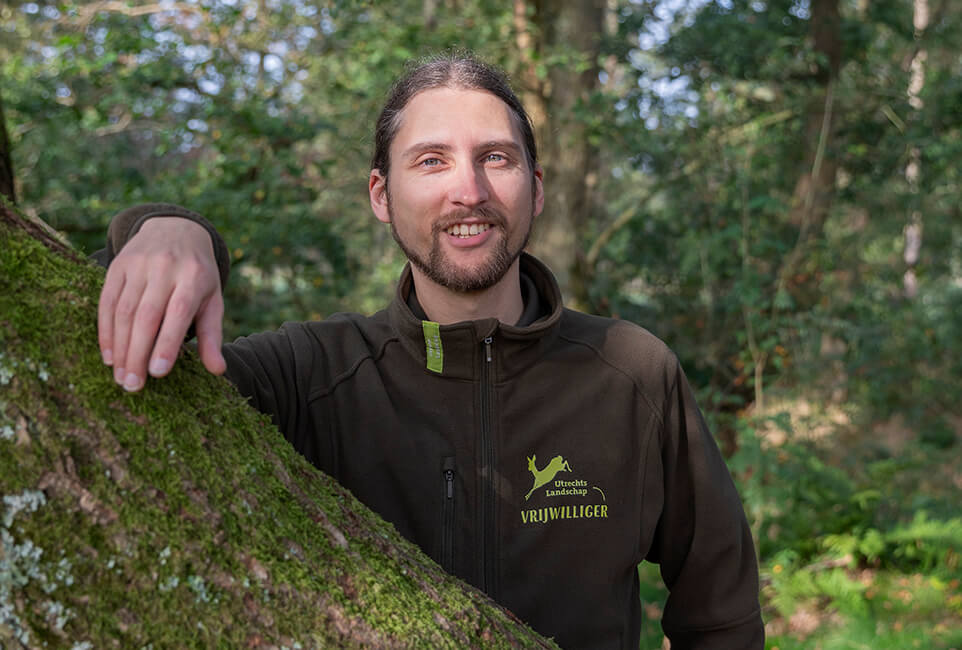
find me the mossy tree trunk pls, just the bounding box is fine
[0,202,555,649]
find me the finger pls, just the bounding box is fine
[121,278,178,392]
[111,271,148,388]
[98,267,126,367]
[148,282,206,379]
[195,292,226,376]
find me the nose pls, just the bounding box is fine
[447,161,490,208]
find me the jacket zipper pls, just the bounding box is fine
[479,336,495,595]
[441,456,455,573]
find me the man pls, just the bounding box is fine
[96,55,764,649]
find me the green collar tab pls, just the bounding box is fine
[422,321,443,373]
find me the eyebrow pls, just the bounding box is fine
[401,140,524,160]
[401,142,452,160]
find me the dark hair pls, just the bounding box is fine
[371,54,538,177]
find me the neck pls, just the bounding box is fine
[410,260,524,325]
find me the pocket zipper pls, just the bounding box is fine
[441,456,456,573]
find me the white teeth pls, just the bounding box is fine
[447,224,490,238]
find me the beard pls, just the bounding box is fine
[388,201,533,294]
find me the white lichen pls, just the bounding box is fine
[0,424,13,441]
[158,546,171,565]
[187,574,211,603]
[0,362,13,385]
[44,599,73,631]
[1,528,43,646]
[158,575,179,592]
[3,489,47,528]
[54,557,74,587]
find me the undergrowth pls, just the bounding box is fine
[638,413,962,650]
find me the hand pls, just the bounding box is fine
[98,217,227,392]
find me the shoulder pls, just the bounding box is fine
[557,308,681,400]
[279,309,394,367]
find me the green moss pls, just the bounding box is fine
[0,209,555,648]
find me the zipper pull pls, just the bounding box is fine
[483,336,493,363]
[444,469,454,499]
[443,457,456,499]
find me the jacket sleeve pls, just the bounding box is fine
[646,358,764,649]
[221,328,303,439]
[90,202,231,291]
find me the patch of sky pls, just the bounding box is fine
[173,87,202,104]
[201,64,225,94]
[182,44,211,63]
[91,26,108,46]
[790,0,810,19]
[241,50,261,69]
[264,53,284,77]
[294,26,317,50]
[629,0,713,128]
[297,2,318,18]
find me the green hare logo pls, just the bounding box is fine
[525,454,571,501]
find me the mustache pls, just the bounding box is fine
[432,205,507,236]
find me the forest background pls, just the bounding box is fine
[2,0,961,647]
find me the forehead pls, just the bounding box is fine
[391,87,523,152]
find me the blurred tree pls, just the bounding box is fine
[585,0,961,450]
[0,89,14,203]
[511,0,607,308]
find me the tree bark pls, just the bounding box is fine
[0,203,554,648]
[776,0,842,312]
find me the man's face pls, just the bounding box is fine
[369,87,544,293]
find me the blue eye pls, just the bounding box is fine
[420,158,441,167]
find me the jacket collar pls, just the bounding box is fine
[387,253,564,380]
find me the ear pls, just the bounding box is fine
[369,169,391,224]
[532,164,544,218]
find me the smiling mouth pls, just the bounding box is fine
[446,223,491,238]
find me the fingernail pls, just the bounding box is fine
[114,367,126,384]
[102,349,113,365]
[123,372,142,392]
[149,358,170,377]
